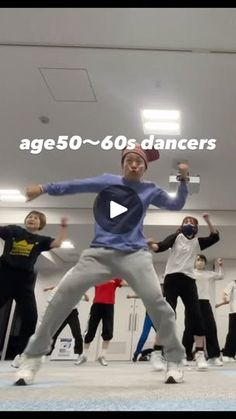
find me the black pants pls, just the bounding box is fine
[0,263,37,355]
[222,313,236,357]
[182,299,221,358]
[84,303,114,343]
[47,308,83,355]
[164,273,205,336]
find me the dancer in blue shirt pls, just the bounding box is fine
[14,144,189,385]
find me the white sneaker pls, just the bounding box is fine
[165,361,184,384]
[222,356,236,362]
[42,355,50,363]
[208,357,223,366]
[150,351,166,371]
[195,351,208,371]
[97,356,108,366]
[11,354,21,368]
[183,358,195,367]
[75,354,87,365]
[14,354,43,385]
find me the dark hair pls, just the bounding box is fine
[176,216,199,234]
[24,211,46,230]
[181,216,198,227]
[196,254,207,264]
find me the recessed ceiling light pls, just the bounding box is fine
[39,116,50,124]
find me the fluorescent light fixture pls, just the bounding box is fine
[169,175,200,194]
[143,121,180,135]
[0,189,21,194]
[0,189,26,202]
[142,110,180,121]
[169,175,200,184]
[141,109,181,135]
[60,240,75,249]
[0,195,26,202]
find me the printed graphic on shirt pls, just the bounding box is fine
[93,185,143,234]
[10,239,38,257]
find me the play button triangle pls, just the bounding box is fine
[110,201,128,219]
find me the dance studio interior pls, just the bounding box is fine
[0,7,236,412]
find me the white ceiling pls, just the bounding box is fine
[0,8,236,266]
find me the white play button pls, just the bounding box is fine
[110,200,128,219]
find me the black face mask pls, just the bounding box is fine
[182,224,196,237]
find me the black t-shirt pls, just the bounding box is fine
[0,225,54,272]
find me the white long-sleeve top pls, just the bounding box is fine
[223,280,236,313]
[191,266,223,300]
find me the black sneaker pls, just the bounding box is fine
[132,354,138,362]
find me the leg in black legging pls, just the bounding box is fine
[200,300,220,358]
[222,313,236,357]
[47,314,72,355]
[182,309,194,360]
[67,309,83,355]
[84,304,102,344]
[15,286,38,354]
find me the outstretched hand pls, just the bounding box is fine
[202,212,210,222]
[60,217,68,228]
[216,257,223,267]
[177,162,189,181]
[147,238,158,252]
[26,185,43,201]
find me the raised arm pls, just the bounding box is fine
[198,213,219,250]
[207,258,224,281]
[202,213,218,234]
[50,217,68,249]
[150,163,189,211]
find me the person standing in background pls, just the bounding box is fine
[0,211,68,368]
[216,279,236,362]
[43,286,89,362]
[77,278,126,366]
[182,255,223,366]
[148,213,220,372]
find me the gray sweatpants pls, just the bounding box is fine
[24,247,185,362]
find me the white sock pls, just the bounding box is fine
[83,347,89,357]
[100,348,107,358]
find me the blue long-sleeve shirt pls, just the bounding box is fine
[43,173,188,252]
